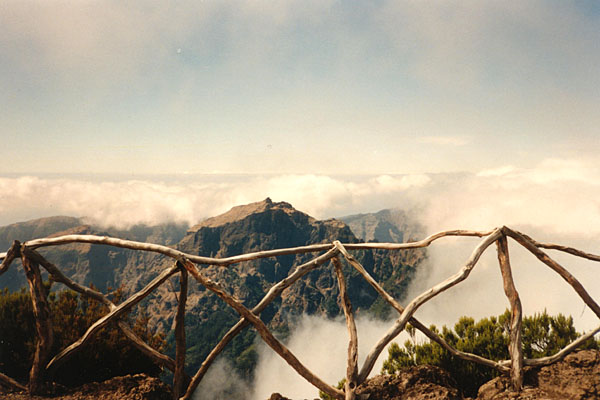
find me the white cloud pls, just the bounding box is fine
[251,315,399,400]
[1,159,599,234]
[373,174,431,191]
[194,358,250,400]
[409,157,600,338]
[0,173,432,228]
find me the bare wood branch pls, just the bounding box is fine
[496,235,523,392]
[24,230,494,269]
[0,241,21,276]
[505,228,600,320]
[333,256,358,400]
[24,234,333,266]
[174,267,188,400]
[117,321,177,371]
[516,232,600,262]
[343,229,495,250]
[25,248,113,307]
[46,264,179,371]
[181,248,339,400]
[26,235,221,265]
[333,240,507,382]
[409,319,508,371]
[523,325,600,367]
[21,251,54,394]
[25,248,179,373]
[180,259,345,400]
[0,371,27,391]
[357,229,502,382]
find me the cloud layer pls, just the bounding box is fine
[3,157,599,233]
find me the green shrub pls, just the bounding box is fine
[382,310,599,397]
[0,285,166,386]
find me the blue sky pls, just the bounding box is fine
[1,0,598,175]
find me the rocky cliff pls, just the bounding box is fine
[340,208,424,244]
[156,199,424,375]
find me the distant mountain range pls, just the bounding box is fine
[0,198,426,378]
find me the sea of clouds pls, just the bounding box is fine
[2,157,600,399]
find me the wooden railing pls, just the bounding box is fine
[1,226,599,399]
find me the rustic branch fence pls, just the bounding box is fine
[1,226,599,399]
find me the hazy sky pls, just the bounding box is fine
[2,0,598,175]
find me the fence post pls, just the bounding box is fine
[21,247,54,394]
[174,266,188,399]
[496,233,523,392]
[332,256,358,399]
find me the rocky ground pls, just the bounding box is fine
[2,350,599,400]
[477,349,600,400]
[270,350,600,400]
[0,374,172,400]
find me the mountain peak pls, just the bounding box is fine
[189,198,301,230]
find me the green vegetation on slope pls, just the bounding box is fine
[381,310,600,397]
[0,285,166,386]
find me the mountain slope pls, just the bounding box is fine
[0,218,188,292]
[340,208,424,243]
[0,199,424,379]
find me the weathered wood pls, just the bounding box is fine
[24,234,332,266]
[0,371,27,391]
[25,248,179,372]
[496,235,523,392]
[174,267,188,399]
[0,240,21,275]
[21,251,54,394]
[26,235,222,265]
[343,229,495,250]
[333,256,358,400]
[523,324,600,367]
[24,230,494,268]
[25,248,113,307]
[180,259,345,400]
[118,321,177,371]
[357,229,502,382]
[505,228,600,320]
[518,232,600,262]
[333,240,507,382]
[46,264,179,371]
[181,248,339,400]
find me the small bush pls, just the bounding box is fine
[382,310,599,397]
[0,285,166,386]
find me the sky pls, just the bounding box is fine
[1,0,599,175]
